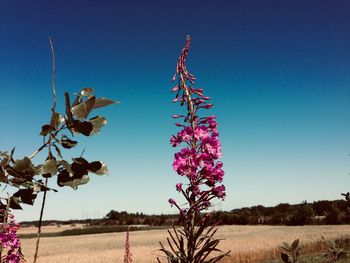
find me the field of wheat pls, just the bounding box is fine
[18,224,350,262]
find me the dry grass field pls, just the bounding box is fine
[19,224,86,234]
[19,225,350,262]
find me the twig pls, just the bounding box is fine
[29,36,57,161]
[28,125,65,160]
[32,178,48,263]
[32,36,56,263]
[48,36,57,112]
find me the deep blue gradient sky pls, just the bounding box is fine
[1,1,350,221]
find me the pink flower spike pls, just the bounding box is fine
[172,85,179,92]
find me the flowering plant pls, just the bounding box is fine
[0,208,24,263]
[158,36,230,262]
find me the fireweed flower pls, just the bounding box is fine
[170,36,226,207]
[158,36,229,262]
[0,211,24,263]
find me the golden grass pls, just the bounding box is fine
[19,224,85,234]
[20,225,350,262]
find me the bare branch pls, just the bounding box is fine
[48,36,57,112]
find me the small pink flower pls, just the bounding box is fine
[168,198,176,207]
[194,126,210,140]
[212,185,226,199]
[170,135,182,147]
[179,126,193,142]
[176,183,183,192]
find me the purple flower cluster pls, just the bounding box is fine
[0,212,23,263]
[169,36,226,211]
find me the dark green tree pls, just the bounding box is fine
[288,201,314,226]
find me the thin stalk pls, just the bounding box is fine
[28,125,65,160]
[32,36,57,263]
[180,71,198,262]
[32,178,48,263]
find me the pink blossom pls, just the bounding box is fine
[170,135,182,147]
[172,149,197,177]
[168,198,176,207]
[208,120,217,131]
[0,211,23,262]
[194,126,210,140]
[176,183,183,192]
[201,137,222,159]
[212,185,226,199]
[179,126,193,142]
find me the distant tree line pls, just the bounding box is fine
[102,199,350,226]
[21,199,350,227]
[210,200,350,226]
[102,211,178,226]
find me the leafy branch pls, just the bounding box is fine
[0,37,117,262]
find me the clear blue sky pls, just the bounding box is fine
[1,0,349,222]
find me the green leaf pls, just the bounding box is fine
[71,95,96,119]
[41,159,58,176]
[89,161,108,175]
[40,124,54,136]
[13,189,37,205]
[65,92,74,128]
[80,87,94,97]
[292,239,299,251]
[13,157,35,174]
[281,242,291,252]
[32,182,53,192]
[9,196,22,210]
[59,174,90,190]
[61,160,73,174]
[72,120,93,136]
[281,253,289,263]
[93,97,118,109]
[60,136,78,149]
[0,167,7,183]
[50,112,64,130]
[89,116,107,135]
[10,147,15,162]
